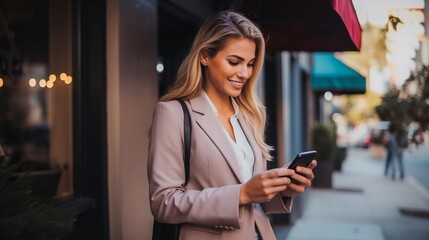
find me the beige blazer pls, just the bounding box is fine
[147,93,292,240]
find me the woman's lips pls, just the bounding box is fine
[228,79,244,88]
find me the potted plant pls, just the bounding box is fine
[311,123,335,188]
[0,145,75,239]
[330,119,348,172]
[333,146,347,172]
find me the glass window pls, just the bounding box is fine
[0,0,73,200]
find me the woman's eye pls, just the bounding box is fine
[228,61,239,66]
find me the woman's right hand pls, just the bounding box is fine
[239,168,295,205]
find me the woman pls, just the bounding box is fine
[148,10,317,239]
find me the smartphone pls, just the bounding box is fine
[288,150,317,170]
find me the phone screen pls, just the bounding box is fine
[288,150,317,170]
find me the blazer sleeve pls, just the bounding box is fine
[147,101,242,228]
[260,194,292,214]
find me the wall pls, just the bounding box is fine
[107,0,158,239]
[276,51,313,224]
[49,0,74,198]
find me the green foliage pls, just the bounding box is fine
[404,65,429,131]
[0,154,75,240]
[375,89,409,132]
[407,96,429,131]
[376,65,429,134]
[311,123,335,162]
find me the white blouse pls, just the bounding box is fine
[202,92,255,182]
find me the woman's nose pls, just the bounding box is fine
[237,66,250,79]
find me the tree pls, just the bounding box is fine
[402,65,429,132]
[375,65,429,146]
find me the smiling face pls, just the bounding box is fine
[201,37,256,100]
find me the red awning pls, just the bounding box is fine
[239,0,362,52]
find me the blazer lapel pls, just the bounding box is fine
[237,110,264,176]
[189,93,244,183]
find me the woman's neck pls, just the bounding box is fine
[204,90,234,116]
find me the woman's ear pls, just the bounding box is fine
[200,53,208,67]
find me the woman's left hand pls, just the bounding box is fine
[281,160,317,197]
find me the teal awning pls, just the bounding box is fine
[311,53,366,94]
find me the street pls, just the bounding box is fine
[346,143,429,192]
[403,144,429,191]
[281,143,429,240]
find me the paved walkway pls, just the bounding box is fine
[278,146,429,240]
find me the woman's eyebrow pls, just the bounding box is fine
[227,54,255,62]
[227,54,244,61]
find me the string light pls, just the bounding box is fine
[39,79,47,88]
[46,81,54,88]
[49,74,57,82]
[29,78,37,87]
[0,78,3,88]
[22,73,74,88]
[60,73,67,81]
[65,76,72,84]
[24,73,73,88]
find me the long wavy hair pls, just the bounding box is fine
[161,10,273,161]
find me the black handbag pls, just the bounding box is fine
[152,99,191,240]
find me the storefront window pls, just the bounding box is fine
[0,0,73,200]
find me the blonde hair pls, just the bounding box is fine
[161,10,273,160]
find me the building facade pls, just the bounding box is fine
[0,0,361,239]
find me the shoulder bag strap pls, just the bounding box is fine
[177,99,191,185]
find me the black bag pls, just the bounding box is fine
[152,100,191,240]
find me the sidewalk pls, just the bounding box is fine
[281,147,429,240]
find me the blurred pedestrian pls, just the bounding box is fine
[383,130,393,177]
[385,126,405,180]
[147,10,317,240]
